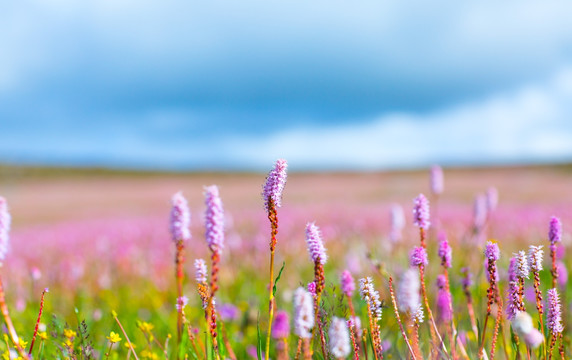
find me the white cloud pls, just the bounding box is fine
[223,67,572,170]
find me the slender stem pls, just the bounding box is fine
[388,276,417,359]
[28,288,48,356]
[419,265,449,357]
[175,239,185,356]
[295,338,302,360]
[112,311,139,360]
[265,198,278,360]
[0,277,29,359]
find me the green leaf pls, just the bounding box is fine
[273,262,286,297]
[257,313,263,360]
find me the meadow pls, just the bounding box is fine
[0,163,570,359]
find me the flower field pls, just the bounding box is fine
[0,163,570,359]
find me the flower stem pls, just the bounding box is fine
[28,288,48,356]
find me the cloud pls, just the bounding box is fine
[222,67,572,170]
[1,1,572,169]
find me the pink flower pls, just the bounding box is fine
[340,270,355,297]
[412,194,430,229]
[262,159,288,211]
[410,246,428,267]
[170,192,191,242]
[305,222,327,264]
[0,197,11,263]
[204,185,224,254]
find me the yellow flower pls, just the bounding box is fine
[140,349,159,359]
[63,329,77,339]
[62,338,74,347]
[138,321,154,333]
[2,350,10,360]
[106,331,121,344]
[18,339,28,348]
[123,341,136,349]
[38,332,48,341]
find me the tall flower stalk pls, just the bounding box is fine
[359,277,383,360]
[548,217,562,288]
[305,222,328,359]
[437,233,457,356]
[546,288,563,359]
[410,246,447,356]
[204,185,224,359]
[170,192,191,349]
[529,245,545,342]
[0,197,28,359]
[479,241,500,359]
[262,159,287,360]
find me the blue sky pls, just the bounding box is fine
[1,1,572,170]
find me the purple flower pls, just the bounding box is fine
[436,275,452,322]
[438,233,452,268]
[305,222,327,264]
[194,259,208,283]
[340,270,355,297]
[473,194,488,230]
[307,282,317,297]
[204,185,224,254]
[485,241,500,261]
[175,296,189,311]
[262,159,288,211]
[412,194,430,229]
[430,165,444,196]
[486,187,498,213]
[272,310,290,339]
[170,192,191,242]
[397,268,420,314]
[547,288,564,334]
[505,280,520,321]
[219,303,240,322]
[389,204,405,243]
[549,216,562,245]
[557,261,568,288]
[507,257,517,283]
[328,317,351,358]
[461,267,473,288]
[410,246,428,267]
[0,197,12,262]
[528,245,543,272]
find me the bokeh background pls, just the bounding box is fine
[0,2,571,357]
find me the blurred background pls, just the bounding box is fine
[0,3,571,352]
[2,1,572,171]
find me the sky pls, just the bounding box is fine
[1,1,572,171]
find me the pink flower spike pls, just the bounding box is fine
[340,270,355,297]
[409,246,428,267]
[485,241,500,261]
[262,159,288,211]
[412,194,430,230]
[437,233,452,268]
[547,288,564,334]
[430,165,444,196]
[549,216,562,245]
[194,259,208,283]
[170,192,191,243]
[272,310,290,339]
[305,222,327,264]
[0,197,11,263]
[204,185,224,254]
